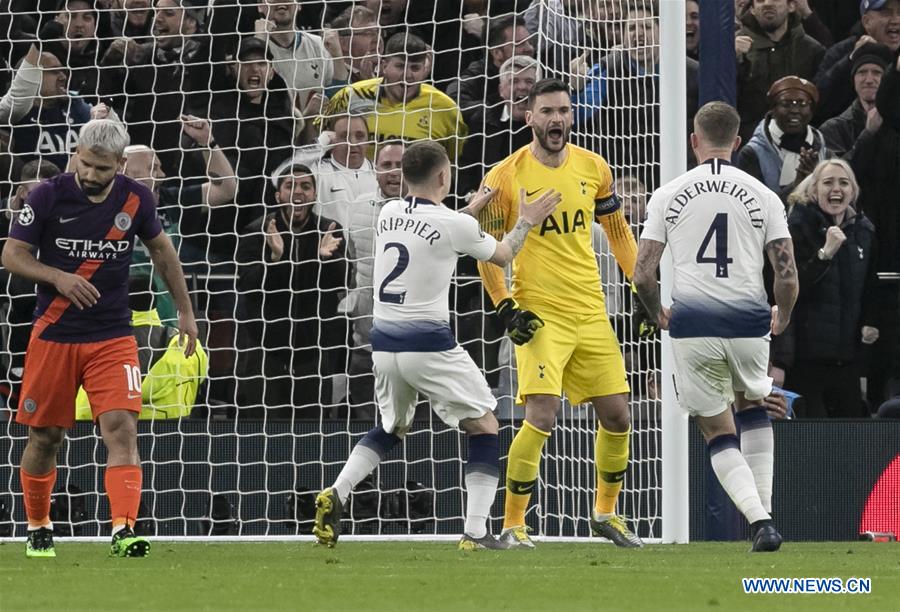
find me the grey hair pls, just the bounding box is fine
[77,119,130,158]
[499,55,540,83]
[787,158,859,208]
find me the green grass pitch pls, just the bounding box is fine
[1,541,898,611]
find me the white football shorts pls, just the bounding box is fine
[372,346,496,433]
[671,336,772,418]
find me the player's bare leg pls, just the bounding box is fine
[21,426,65,558]
[99,410,150,557]
[500,394,560,548]
[697,408,781,552]
[458,412,508,550]
[589,393,642,548]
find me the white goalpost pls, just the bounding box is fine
[0,0,687,543]
[658,0,690,544]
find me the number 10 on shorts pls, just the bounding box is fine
[123,364,141,393]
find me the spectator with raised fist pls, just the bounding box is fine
[325,5,382,86]
[782,160,878,418]
[814,0,900,123]
[0,41,91,169]
[735,0,825,144]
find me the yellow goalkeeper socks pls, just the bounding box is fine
[503,420,550,529]
[594,425,630,517]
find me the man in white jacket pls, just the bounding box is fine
[343,141,405,417]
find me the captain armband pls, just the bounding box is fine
[594,193,622,217]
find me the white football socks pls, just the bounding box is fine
[333,445,381,505]
[464,471,498,539]
[740,425,774,513]
[709,438,770,525]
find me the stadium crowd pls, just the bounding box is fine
[0,0,898,421]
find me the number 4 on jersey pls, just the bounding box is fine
[696,213,733,278]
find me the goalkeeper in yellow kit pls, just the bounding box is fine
[478,78,643,548]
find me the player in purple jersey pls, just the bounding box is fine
[1,119,198,558]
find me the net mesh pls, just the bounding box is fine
[0,0,663,539]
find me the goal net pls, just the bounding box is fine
[0,0,667,540]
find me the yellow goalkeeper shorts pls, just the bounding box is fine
[514,311,629,405]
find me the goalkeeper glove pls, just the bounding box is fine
[630,283,658,338]
[496,298,544,345]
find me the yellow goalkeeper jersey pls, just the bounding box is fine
[478,143,636,316]
[323,78,468,159]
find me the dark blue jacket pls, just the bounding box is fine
[11,96,91,169]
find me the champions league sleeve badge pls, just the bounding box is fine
[16,204,35,226]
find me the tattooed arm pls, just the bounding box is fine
[488,189,561,266]
[765,237,799,335]
[633,238,669,328]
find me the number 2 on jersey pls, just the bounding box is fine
[379,242,409,304]
[696,213,733,278]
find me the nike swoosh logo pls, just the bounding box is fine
[127,393,141,399]
[330,187,345,192]
[59,217,78,223]
[511,482,535,494]
[525,189,540,197]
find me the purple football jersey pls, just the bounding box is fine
[9,174,163,343]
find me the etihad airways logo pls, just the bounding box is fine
[55,238,131,260]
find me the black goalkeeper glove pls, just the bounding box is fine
[630,283,658,338]
[496,298,544,345]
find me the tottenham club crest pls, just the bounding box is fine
[115,212,132,232]
[23,398,37,413]
[17,204,35,226]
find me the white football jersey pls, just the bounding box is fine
[641,158,790,338]
[267,32,334,104]
[371,196,497,352]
